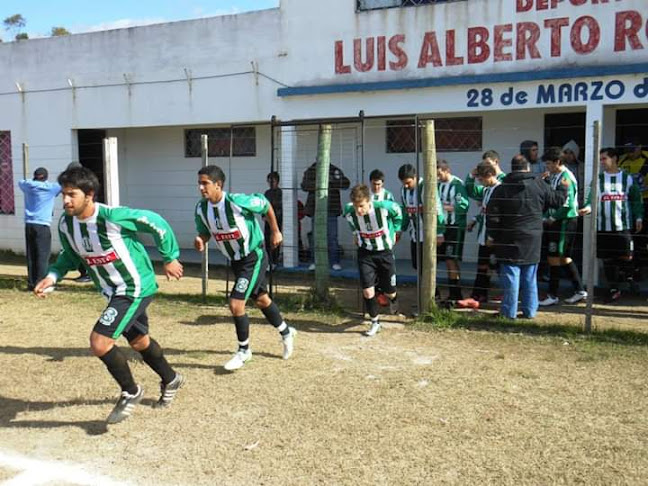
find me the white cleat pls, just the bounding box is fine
[224,349,252,371]
[364,321,381,337]
[538,295,560,307]
[282,327,297,360]
[565,291,587,304]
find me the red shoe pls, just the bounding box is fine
[376,293,389,307]
[456,297,480,309]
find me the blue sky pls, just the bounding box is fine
[1,0,279,39]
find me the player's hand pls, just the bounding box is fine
[485,237,494,247]
[270,230,283,248]
[164,260,183,280]
[467,220,476,232]
[636,220,643,233]
[560,177,570,188]
[436,234,444,245]
[34,276,56,298]
[578,207,591,217]
[395,231,401,243]
[542,171,550,180]
[443,204,454,213]
[194,236,205,252]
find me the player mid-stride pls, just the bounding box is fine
[34,167,185,424]
[194,165,296,371]
[343,184,403,336]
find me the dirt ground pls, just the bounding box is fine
[0,262,647,485]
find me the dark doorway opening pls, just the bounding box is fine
[544,112,586,157]
[77,129,106,203]
[615,108,648,149]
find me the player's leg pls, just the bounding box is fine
[561,219,586,304]
[540,221,562,306]
[359,250,381,336]
[377,250,399,316]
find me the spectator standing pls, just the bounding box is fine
[264,171,283,269]
[487,155,567,319]
[520,140,545,176]
[301,161,351,271]
[18,167,61,290]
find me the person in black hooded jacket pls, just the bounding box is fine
[486,155,567,319]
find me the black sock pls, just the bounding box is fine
[448,278,462,300]
[549,265,561,296]
[603,260,619,290]
[233,314,250,350]
[472,270,489,299]
[565,261,584,292]
[99,346,138,395]
[138,338,176,385]
[260,302,289,336]
[364,296,379,319]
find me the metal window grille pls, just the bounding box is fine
[0,131,14,215]
[386,117,482,153]
[185,127,256,158]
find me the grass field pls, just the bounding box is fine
[0,264,647,485]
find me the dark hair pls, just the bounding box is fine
[33,167,48,181]
[475,161,497,178]
[58,167,99,195]
[482,150,500,163]
[600,147,619,160]
[437,159,451,172]
[198,165,226,185]
[369,169,385,182]
[350,183,371,203]
[541,147,563,163]
[511,154,530,172]
[398,163,417,181]
[520,140,538,161]
[267,171,280,183]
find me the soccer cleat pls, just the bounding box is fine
[307,263,316,271]
[224,349,252,371]
[107,385,144,424]
[365,321,381,337]
[605,289,621,304]
[282,327,297,360]
[154,373,186,409]
[332,263,342,271]
[489,294,503,304]
[565,291,587,304]
[539,295,560,307]
[74,275,92,283]
[388,298,400,315]
[456,297,480,310]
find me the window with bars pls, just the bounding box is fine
[358,0,465,11]
[386,117,482,153]
[185,127,256,158]
[0,131,15,215]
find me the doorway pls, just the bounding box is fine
[77,129,106,203]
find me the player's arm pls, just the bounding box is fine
[194,203,211,252]
[464,173,484,201]
[454,181,470,217]
[552,175,574,220]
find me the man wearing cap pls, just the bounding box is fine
[18,167,62,290]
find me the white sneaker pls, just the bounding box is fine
[565,291,587,304]
[308,263,316,271]
[332,264,342,271]
[365,321,381,337]
[224,349,252,371]
[539,295,560,306]
[282,327,297,360]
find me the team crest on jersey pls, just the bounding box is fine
[82,236,93,252]
[99,307,118,326]
[235,277,250,293]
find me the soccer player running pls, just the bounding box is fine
[194,165,296,371]
[457,161,501,309]
[437,160,470,302]
[539,147,586,306]
[369,169,395,202]
[579,148,644,303]
[33,167,185,424]
[343,184,403,336]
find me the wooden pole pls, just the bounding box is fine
[314,124,332,300]
[421,120,438,314]
[22,143,29,179]
[584,120,601,333]
[201,134,209,302]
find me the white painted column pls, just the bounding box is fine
[280,127,298,268]
[103,137,119,206]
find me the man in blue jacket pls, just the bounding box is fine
[18,167,61,290]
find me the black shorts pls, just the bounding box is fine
[94,295,152,341]
[230,247,268,301]
[358,249,396,293]
[476,244,497,268]
[597,231,633,260]
[546,218,578,258]
[438,225,465,261]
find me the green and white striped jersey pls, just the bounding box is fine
[475,181,501,246]
[371,188,395,202]
[465,172,507,201]
[584,171,643,232]
[195,192,269,261]
[438,175,469,227]
[546,167,578,220]
[343,200,403,252]
[400,178,445,243]
[48,204,180,298]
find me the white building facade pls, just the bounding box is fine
[1,0,647,266]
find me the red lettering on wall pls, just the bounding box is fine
[544,17,569,57]
[467,27,490,64]
[571,16,600,54]
[335,40,351,74]
[445,30,464,66]
[614,10,643,51]
[418,32,442,68]
[494,24,513,61]
[377,36,386,71]
[388,34,408,70]
[354,38,375,72]
[516,0,533,12]
[516,22,541,59]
